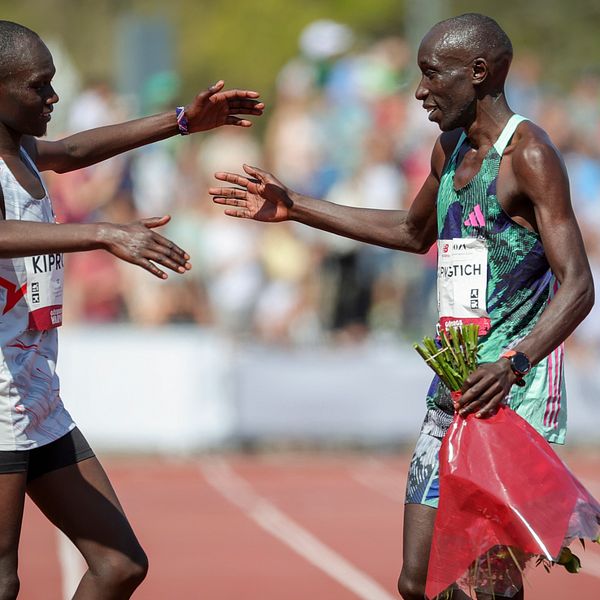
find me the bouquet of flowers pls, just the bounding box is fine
[414,326,600,599]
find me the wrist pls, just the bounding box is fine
[95,223,115,250]
[500,350,531,387]
[175,106,190,136]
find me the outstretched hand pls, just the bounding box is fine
[210,164,294,222]
[185,81,264,131]
[101,216,191,279]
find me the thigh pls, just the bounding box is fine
[26,455,142,566]
[0,449,30,554]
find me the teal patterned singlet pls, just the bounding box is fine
[425,115,566,444]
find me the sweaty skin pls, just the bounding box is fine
[0,21,265,600]
[210,37,592,420]
[210,16,592,600]
[0,36,264,278]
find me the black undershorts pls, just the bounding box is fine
[0,427,95,482]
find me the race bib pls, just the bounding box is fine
[24,252,64,330]
[437,238,490,335]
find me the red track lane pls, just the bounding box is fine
[16,453,600,600]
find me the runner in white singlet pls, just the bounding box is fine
[0,20,263,599]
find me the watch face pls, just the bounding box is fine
[511,352,531,376]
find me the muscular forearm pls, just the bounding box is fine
[40,112,178,173]
[513,277,594,365]
[289,192,430,253]
[0,221,108,257]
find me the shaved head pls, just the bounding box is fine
[424,13,513,83]
[0,21,43,78]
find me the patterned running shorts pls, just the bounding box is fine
[405,406,454,508]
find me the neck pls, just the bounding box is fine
[0,124,23,156]
[463,93,513,149]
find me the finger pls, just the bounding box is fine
[208,186,248,198]
[227,100,265,110]
[225,116,253,127]
[227,107,264,116]
[141,215,171,229]
[219,88,261,99]
[142,248,191,273]
[223,207,252,219]
[212,195,248,207]
[459,383,504,415]
[458,383,494,410]
[242,164,267,180]
[151,232,190,260]
[138,258,168,280]
[213,172,251,186]
[475,396,506,419]
[458,398,486,417]
[194,80,226,104]
[210,80,225,91]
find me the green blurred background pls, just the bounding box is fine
[4,0,600,105]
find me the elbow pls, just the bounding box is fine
[582,280,595,318]
[413,239,434,255]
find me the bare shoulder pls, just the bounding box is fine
[508,120,566,179]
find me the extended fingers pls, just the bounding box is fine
[142,246,191,274]
[213,172,251,187]
[220,88,260,99]
[152,233,191,262]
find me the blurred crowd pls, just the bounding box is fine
[45,20,600,354]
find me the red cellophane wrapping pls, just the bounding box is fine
[425,404,600,599]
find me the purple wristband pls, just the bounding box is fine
[175,106,189,135]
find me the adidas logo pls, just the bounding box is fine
[464,204,486,227]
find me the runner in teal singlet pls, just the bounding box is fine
[209,13,593,600]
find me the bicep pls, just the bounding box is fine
[516,143,589,283]
[24,138,68,172]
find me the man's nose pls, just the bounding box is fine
[415,79,428,101]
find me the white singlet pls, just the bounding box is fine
[0,149,74,450]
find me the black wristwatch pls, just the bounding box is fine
[501,350,531,387]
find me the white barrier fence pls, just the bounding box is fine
[59,326,600,453]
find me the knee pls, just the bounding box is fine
[93,546,149,592]
[397,569,426,600]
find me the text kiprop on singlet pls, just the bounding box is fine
[437,237,490,335]
[24,251,63,330]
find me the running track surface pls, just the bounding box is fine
[18,451,600,600]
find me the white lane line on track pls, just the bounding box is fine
[200,459,398,600]
[350,459,406,503]
[56,531,86,599]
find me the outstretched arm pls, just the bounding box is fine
[28,81,264,173]
[210,139,445,254]
[457,128,594,418]
[0,216,191,279]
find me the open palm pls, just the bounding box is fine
[210,164,293,222]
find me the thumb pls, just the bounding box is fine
[141,215,171,229]
[198,80,225,101]
[210,80,225,92]
[243,163,265,181]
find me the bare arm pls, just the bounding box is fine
[210,138,446,254]
[28,81,264,173]
[0,216,191,279]
[458,133,594,417]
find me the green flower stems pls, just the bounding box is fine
[413,324,480,392]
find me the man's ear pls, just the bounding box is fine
[472,58,488,85]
